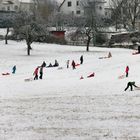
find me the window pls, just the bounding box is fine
[76,10,80,14]
[14,5,18,10]
[77,1,79,6]
[99,6,102,10]
[68,1,72,7]
[7,6,10,11]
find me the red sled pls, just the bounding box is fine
[132,52,140,55]
[2,72,10,76]
[24,78,34,82]
[87,73,95,78]
[75,63,80,67]
[118,74,125,79]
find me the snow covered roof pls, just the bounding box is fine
[19,0,31,3]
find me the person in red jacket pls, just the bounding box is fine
[125,66,129,77]
[71,60,76,70]
[33,66,39,80]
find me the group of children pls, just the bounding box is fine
[11,52,139,91]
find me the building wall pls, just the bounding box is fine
[60,0,106,17]
[0,0,32,12]
[0,0,20,11]
[60,0,84,16]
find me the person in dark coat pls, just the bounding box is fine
[80,55,83,64]
[39,66,43,79]
[71,60,76,70]
[12,65,16,74]
[124,81,139,91]
[41,61,46,67]
[138,45,140,53]
[53,59,59,67]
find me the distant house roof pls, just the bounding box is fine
[19,0,31,3]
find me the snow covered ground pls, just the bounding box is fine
[0,40,140,140]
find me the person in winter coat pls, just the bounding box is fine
[108,52,112,58]
[80,55,83,64]
[12,65,16,74]
[72,60,76,70]
[33,66,39,80]
[39,66,43,79]
[125,66,129,77]
[124,81,139,91]
[41,61,46,67]
[53,59,59,67]
[66,60,70,68]
[138,45,140,53]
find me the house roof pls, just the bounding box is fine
[19,0,31,3]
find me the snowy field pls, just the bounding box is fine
[0,40,140,140]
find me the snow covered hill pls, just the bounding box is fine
[0,40,140,140]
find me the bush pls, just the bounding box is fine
[96,33,108,45]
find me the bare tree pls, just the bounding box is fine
[14,11,46,55]
[80,0,105,51]
[110,0,140,31]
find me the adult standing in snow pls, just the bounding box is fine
[33,66,39,80]
[12,65,16,74]
[124,81,139,91]
[39,66,43,79]
[125,66,129,77]
[80,55,83,64]
[72,60,76,70]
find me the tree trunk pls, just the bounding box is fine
[27,42,32,56]
[86,36,91,52]
[5,28,9,45]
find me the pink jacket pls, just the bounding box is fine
[125,66,129,73]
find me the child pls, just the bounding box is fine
[33,66,39,80]
[125,66,129,77]
[12,65,16,74]
[71,60,76,70]
[66,60,70,68]
[80,55,83,64]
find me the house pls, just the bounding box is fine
[0,0,20,11]
[0,0,32,12]
[0,0,32,27]
[58,0,107,17]
[58,0,84,16]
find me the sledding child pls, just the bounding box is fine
[108,52,112,58]
[53,59,59,67]
[33,66,39,80]
[12,65,16,74]
[125,66,129,77]
[80,55,83,64]
[124,81,139,91]
[72,60,76,70]
[87,72,95,78]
